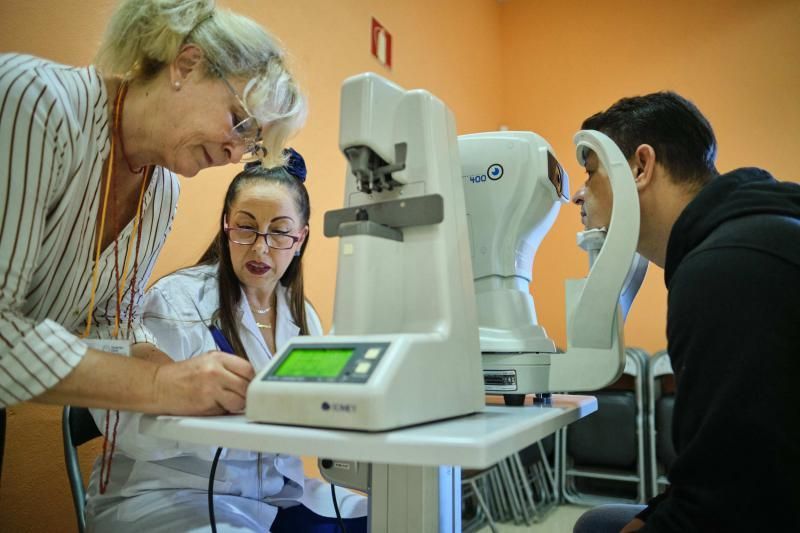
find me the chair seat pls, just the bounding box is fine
[69,407,102,447]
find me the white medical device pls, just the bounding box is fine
[460,130,644,404]
[246,73,484,431]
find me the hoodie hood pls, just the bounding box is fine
[665,167,800,285]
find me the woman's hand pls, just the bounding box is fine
[153,351,255,415]
[36,349,252,414]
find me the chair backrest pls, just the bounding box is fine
[650,350,674,380]
[655,396,677,469]
[62,406,101,533]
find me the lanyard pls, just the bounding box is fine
[87,80,149,495]
[82,80,149,340]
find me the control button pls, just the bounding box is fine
[364,348,381,360]
[355,362,372,374]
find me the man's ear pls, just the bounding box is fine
[631,144,657,192]
[170,44,205,85]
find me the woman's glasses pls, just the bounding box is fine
[224,222,300,250]
[208,62,267,163]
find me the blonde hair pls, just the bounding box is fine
[95,0,305,166]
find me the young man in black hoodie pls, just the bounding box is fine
[571,92,800,533]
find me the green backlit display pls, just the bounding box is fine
[274,348,355,378]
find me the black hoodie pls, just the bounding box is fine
[639,168,800,532]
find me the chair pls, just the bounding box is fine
[462,429,560,529]
[62,406,102,533]
[461,467,500,533]
[513,433,559,523]
[560,348,650,504]
[647,350,677,498]
[468,459,528,527]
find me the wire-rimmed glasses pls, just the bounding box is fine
[208,62,267,163]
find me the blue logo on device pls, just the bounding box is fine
[465,163,504,184]
[487,164,504,180]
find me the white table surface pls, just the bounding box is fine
[139,394,596,469]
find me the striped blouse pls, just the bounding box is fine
[0,54,180,407]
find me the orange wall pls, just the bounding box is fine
[2,0,799,531]
[0,0,502,531]
[499,0,800,355]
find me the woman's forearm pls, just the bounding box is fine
[34,348,163,413]
[34,347,255,415]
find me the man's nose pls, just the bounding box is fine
[571,186,585,206]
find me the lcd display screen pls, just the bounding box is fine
[274,348,354,378]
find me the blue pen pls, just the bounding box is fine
[208,325,235,355]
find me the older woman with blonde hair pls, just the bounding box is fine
[0,0,305,430]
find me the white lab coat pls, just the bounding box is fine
[85,264,366,532]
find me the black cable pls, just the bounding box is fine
[208,446,224,533]
[331,482,348,533]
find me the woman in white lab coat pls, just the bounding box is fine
[86,152,368,532]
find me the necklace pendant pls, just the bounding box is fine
[256,323,271,329]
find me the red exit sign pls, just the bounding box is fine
[371,17,392,69]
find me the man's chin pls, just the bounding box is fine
[581,221,610,232]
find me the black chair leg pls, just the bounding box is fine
[0,408,6,485]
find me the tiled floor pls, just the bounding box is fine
[476,504,589,532]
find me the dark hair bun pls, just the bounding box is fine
[283,147,307,182]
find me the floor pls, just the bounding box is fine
[476,504,589,533]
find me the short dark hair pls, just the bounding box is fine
[582,91,718,187]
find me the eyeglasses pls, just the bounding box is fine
[208,62,267,163]
[224,222,301,250]
[547,152,569,201]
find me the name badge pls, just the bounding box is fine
[83,339,131,356]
